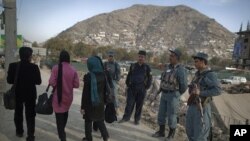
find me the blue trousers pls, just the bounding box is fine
[157,91,180,128]
[186,104,211,141]
[122,87,146,122]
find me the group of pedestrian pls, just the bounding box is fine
[6,46,221,141]
[7,47,114,141]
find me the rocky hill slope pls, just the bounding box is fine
[58,4,236,58]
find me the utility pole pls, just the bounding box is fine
[3,0,17,91]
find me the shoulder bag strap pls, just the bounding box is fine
[46,84,56,94]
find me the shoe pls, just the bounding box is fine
[152,131,165,137]
[82,137,88,141]
[152,125,165,137]
[16,132,23,137]
[118,119,128,123]
[134,121,140,125]
[103,137,109,141]
[26,136,35,141]
[165,128,175,141]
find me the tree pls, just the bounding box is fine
[210,56,233,69]
[177,47,192,65]
[43,37,74,60]
[32,41,39,47]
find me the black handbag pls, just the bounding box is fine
[35,85,54,115]
[105,102,117,123]
[104,74,115,104]
[3,87,16,110]
[3,63,20,110]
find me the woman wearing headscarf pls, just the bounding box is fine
[49,50,80,141]
[81,56,109,141]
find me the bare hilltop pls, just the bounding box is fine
[57,4,235,58]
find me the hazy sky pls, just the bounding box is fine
[1,0,250,43]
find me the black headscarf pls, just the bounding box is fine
[57,50,70,106]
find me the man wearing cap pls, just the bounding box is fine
[104,51,121,113]
[119,50,152,125]
[152,48,188,141]
[186,52,221,141]
[7,47,42,141]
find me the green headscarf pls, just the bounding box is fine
[87,56,104,106]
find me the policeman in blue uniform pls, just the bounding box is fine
[186,52,221,141]
[104,51,121,112]
[119,50,152,125]
[152,48,188,141]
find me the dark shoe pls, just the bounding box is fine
[152,131,165,137]
[103,137,109,141]
[134,120,140,125]
[16,132,23,137]
[152,125,165,137]
[118,119,128,123]
[26,136,35,141]
[82,137,88,141]
[165,128,175,141]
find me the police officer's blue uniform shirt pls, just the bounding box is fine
[198,70,221,97]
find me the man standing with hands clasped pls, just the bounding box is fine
[119,50,152,125]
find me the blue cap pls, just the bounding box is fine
[107,51,115,56]
[169,48,182,58]
[192,52,208,61]
[138,50,146,56]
